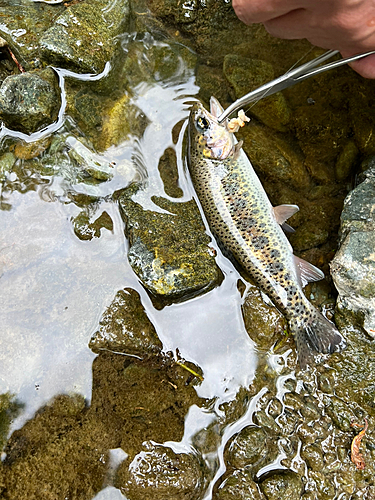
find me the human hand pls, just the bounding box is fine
[232,0,375,78]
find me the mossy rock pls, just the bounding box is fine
[0,68,61,134]
[39,0,129,73]
[223,55,290,132]
[89,288,162,355]
[119,190,222,305]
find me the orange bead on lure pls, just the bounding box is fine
[187,97,345,368]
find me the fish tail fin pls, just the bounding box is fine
[289,307,345,369]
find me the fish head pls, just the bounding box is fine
[188,98,235,160]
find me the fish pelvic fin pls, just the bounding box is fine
[294,255,324,288]
[290,306,345,369]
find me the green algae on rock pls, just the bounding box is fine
[0,394,110,500]
[260,472,302,500]
[0,2,65,72]
[116,441,206,500]
[215,468,264,500]
[0,393,21,452]
[73,210,114,241]
[96,94,149,152]
[237,123,310,191]
[0,68,61,134]
[157,147,183,198]
[0,152,15,182]
[90,351,202,456]
[119,189,221,304]
[89,288,162,355]
[39,0,129,73]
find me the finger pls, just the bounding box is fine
[340,50,375,78]
[232,0,306,25]
[263,8,325,40]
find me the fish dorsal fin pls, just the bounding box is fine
[273,204,299,225]
[210,96,225,118]
[294,255,324,288]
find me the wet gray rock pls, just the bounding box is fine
[116,441,205,500]
[119,189,221,305]
[89,288,162,355]
[330,161,375,335]
[0,68,61,134]
[39,0,129,73]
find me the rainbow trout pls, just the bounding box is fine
[187,97,344,368]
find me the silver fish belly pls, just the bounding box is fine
[187,97,344,368]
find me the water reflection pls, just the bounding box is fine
[0,31,260,499]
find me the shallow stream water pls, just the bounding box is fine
[1,2,375,499]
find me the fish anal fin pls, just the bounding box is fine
[210,96,225,119]
[294,255,324,288]
[273,204,299,225]
[281,222,295,234]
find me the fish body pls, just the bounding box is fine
[187,97,344,367]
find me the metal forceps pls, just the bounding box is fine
[217,49,375,124]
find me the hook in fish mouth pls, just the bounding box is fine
[189,101,236,160]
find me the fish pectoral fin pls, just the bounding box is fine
[232,140,243,160]
[294,255,324,288]
[273,204,299,225]
[210,96,225,119]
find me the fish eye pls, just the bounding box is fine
[196,115,210,131]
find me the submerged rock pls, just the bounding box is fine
[90,352,202,456]
[260,472,302,500]
[73,210,114,241]
[242,283,287,353]
[0,152,15,181]
[223,55,290,132]
[226,426,268,469]
[331,161,375,335]
[0,68,61,134]
[215,469,264,500]
[89,288,162,355]
[238,123,310,191]
[39,0,129,73]
[116,441,206,500]
[119,189,221,305]
[0,394,110,500]
[66,136,115,181]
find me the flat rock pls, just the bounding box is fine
[89,288,162,355]
[119,189,221,305]
[331,162,375,335]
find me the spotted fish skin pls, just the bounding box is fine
[187,98,344,368]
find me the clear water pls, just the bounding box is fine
[0,29,263,496]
